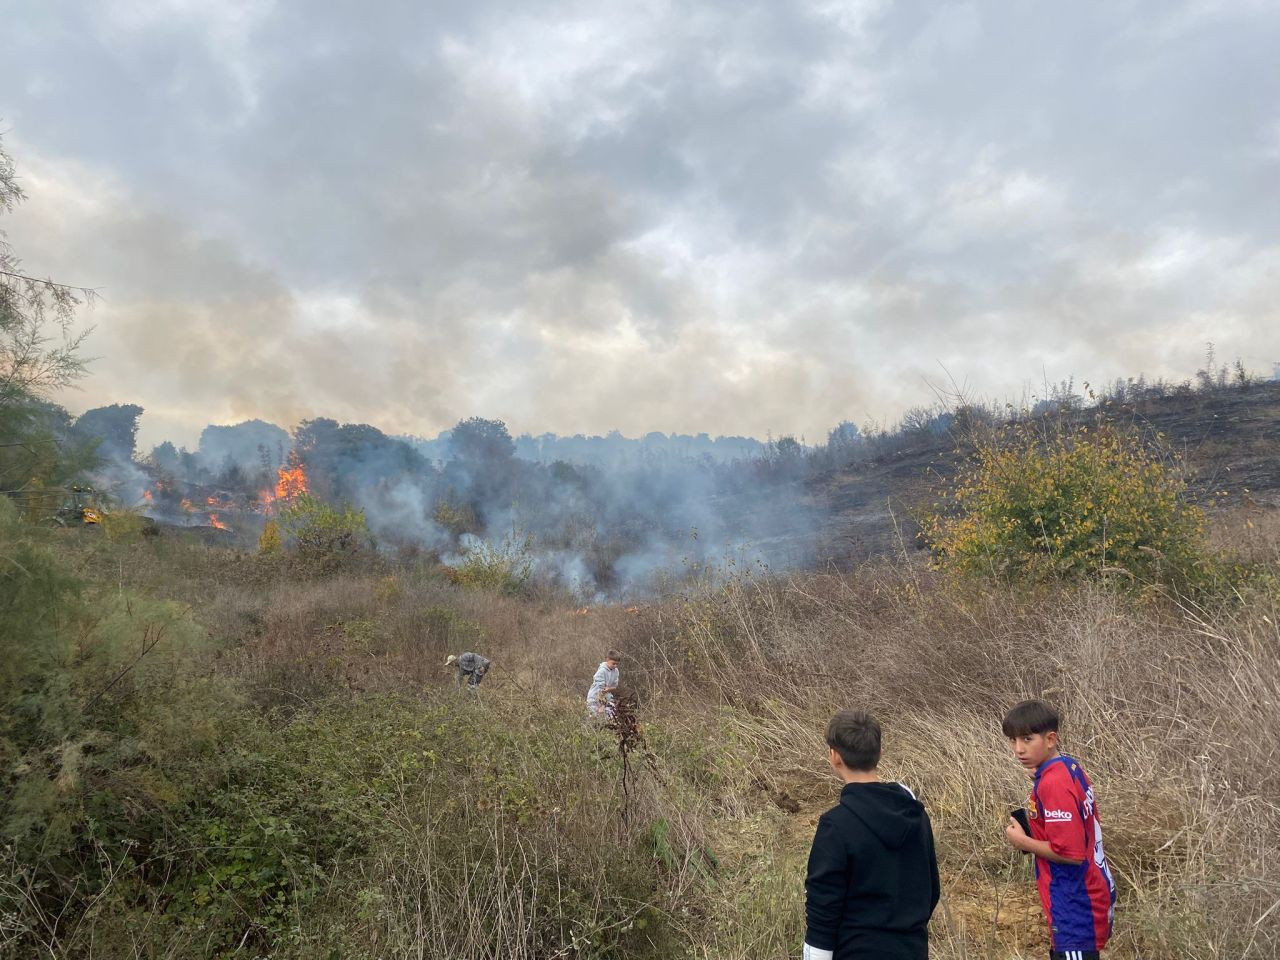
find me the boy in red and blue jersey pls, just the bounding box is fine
[1002,700,1116,960]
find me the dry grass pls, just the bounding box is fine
[624,567,1280,959]
[1209,503,1280,567]
[18,524,1280,958]
[203,552,1280,958]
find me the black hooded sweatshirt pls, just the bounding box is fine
[804,781,940,960]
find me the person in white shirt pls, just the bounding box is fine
[585,650,622,718]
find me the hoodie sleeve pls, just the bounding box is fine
[924,809,940,912]
[804,812,847,952]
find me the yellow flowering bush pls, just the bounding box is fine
[924,423,1208,586]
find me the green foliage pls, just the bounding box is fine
[432,498,478,537]
[447,416,515,466]
[5,686,690,957]
[924,423,1210,587]
[0,498,84,777]
[99,506,148,543]
[1,134,92,413]
[71,403,144,461]
[2,135,97,513]
[1,402,98,518]
[300,696,680,959]
[151,709,391,953]
[291,418,425,505]
[447,530,534,594]
[277,494,370,561]
[0,500,226,952]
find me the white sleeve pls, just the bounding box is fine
[802,944,834,960]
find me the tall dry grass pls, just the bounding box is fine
[610,564,1280,959]
[188,542,1280,957]
[18,526,1280,958]
[184,546,1280,957]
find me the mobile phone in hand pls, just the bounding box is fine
[1010,807,1031,853]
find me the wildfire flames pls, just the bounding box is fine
[252,458,309,513]
[138,456,308,531]
[275,461,309,501]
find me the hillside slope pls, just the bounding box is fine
[758,381,1280,568]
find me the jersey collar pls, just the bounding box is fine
[1033,753,1068,781]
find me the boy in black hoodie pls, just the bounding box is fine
[803,710,940,960]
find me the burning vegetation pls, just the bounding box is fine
[274,455,309,501]
[137,456,312,537]
[75,379,1280,597]
[113,414,824,596]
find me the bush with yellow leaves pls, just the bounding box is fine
[257,519,283,554]
[924,422,1209,587]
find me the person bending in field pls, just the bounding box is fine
[803,710,939,960]
[445,652,490,692]
[585,649,621,718]
[1003,699,1116,960]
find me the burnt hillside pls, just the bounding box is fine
[779,381,1280,568]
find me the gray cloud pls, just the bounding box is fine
[2,0,1278,449]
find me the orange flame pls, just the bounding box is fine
[142,490,153,502]
[206,496,219,506]
[208,513,230,531]
[275,459,309,501]
[180,498,195,512]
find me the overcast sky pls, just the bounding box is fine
[3,0,1278,449]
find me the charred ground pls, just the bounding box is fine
[796,379,1280,567]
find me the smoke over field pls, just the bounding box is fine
[82,408,822,597]
[73,378,1280,597]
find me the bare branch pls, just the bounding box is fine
[0,268,97,297]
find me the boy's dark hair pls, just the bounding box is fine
[826,710,881,771]
[1001,699,1060,738]
[606,649,622,661]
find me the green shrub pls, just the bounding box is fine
[278,495,370,564]
[99,507,148,543]
[447,531,533,595]
[1,499,89,849]
[924,423,1210,587]
[0,500,233,950]
[432,499,478,537]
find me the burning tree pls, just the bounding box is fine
[275,451,309,500]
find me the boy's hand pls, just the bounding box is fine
[1005,817,1030,851]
